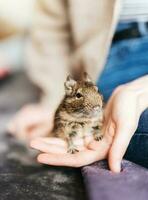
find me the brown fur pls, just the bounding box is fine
[52,72,104,153]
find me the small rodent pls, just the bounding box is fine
[52,72,104,153]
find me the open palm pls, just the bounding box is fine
[30,135,111,167]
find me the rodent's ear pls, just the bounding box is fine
[83,72,92,84]
[64,75,77,95]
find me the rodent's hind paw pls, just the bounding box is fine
[67,147,79,154]
[94,134,103,141]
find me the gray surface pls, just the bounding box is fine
[0,72,86,200]
[82,160,148,200]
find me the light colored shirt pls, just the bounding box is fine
[120,0,148,22]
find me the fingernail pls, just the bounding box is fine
[37,154,46,163]
[37,155,43,163]
[30,140,37,148]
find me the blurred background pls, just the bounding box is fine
[0,0,36,74]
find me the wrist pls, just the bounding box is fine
[138,91,148,113]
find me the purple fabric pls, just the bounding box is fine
[82,160,148,200]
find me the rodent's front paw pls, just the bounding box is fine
[67,146,79,154]
[94,133,103,141]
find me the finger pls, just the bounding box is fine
[7,114,22,134]
[8,110,49,133]
[30,139,67,154]
[108,125,135,173]
[28,124,51,139]
[7,122,16,133]
[37,150,99,167]
[8,118,51,141]
[31,137,67,147]
[7,116,33,136]
[11,119,38,141]
[12,120,26,141]
[88,136,111,160]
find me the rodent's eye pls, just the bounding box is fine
[76,92,83,99]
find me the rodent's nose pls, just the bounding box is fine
[93,106,100,111]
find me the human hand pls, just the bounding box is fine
[30,81,140,169]
[105,75,148,172]
[7,104,54,142]
[30,76,148,171]
[30,134,112,167]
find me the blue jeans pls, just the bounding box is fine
[97,22,148,168]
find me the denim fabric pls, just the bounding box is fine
[97,22,148,102]
[125,109,148,168]
[82,160,148,200]
[97,22,148,168]
[82,22,148,200]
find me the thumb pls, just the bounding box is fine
[108,124,135,173]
